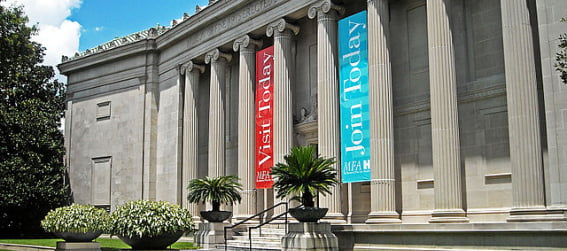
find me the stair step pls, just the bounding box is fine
[229,236,282,243]
[221,242,282,251]
[223,223,287,250]
[234,235,284,240]
[227,240,280,246]
[219,245,281,251]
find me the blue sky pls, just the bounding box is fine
[71,0,209,51]
[1,0,210,81]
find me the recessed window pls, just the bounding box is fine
[96,101,111,120]
[92,157,111,206]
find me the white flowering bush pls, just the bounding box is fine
[41,204,110,233]
[110,200,194,238]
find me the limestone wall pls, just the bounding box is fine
[68,83,145,210]
[537,0,567,208]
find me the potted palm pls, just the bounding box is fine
[187,175,242,222]
[41,204,109,242]
[271,145,338,222]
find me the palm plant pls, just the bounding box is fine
[271,145,338,208]
[187,175,242,211]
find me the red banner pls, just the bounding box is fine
[255,46,274,189]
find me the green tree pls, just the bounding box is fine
[556,18,567,84]
[0,2,69,236]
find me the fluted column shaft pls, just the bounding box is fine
[267,19,299,216]
[183,62,205,221]
[233,36,262,220]
[426,0,467,222]
[366,0,400,223]
[500,0,545,215]
[308,0,345,223]
[206,49,232,178]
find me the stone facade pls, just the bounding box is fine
[59,0,567,249]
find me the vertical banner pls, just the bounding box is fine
[338,11,371,183]
[255,46,274,189]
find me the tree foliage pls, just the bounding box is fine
[556,18,567,84]
[0,2,69,236]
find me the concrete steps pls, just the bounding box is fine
[220,225,286,251]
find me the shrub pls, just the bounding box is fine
[41,204,109,233]
[556,18,567,84]
[110,200,194,238]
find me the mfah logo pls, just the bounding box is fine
[338,11,371,183]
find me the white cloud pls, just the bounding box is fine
[94,26,104,32]
[34,20,81,73]
[1,0,82,82]
[3,0,80,26]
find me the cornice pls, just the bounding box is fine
[58,0,319,75]
[156,0,254,50]
[58,39,157,75]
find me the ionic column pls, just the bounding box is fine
[426,0,468,223]
[267,19,299,216]
[233,35,262,220]
[366,0,400,224]
[183,61,205,222]
[500,0,546,221]
[205,49,232,178]
[308,0,345,223]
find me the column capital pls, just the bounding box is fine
[204,48,233,64]
[308,0,344,19]
[266,18,300,37]
[233,35,263,52]
[186,61,205,74]
[177,63,187,75]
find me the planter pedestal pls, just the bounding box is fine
[55,241,101,251]
[281,222,338,251]
[194,222,232,249]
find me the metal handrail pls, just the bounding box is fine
[223,201,288,251]
[247,209,289,250]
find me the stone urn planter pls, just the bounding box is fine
[289,207,328,222]
[118,231,184,250]
[54,231,102,242]
[109,200,194,250]
[41,204,109,245]
[200,210,232,222]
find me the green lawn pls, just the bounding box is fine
[0,237,198,250]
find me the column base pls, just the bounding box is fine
[282,222,338,251]
[194,222,231,249]
[56,241,101,251]
[366,211,401,224]
[429,209,469,223]
[321,212,347,224]
[507,207,567,222]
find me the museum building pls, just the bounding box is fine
[58,0,567,249]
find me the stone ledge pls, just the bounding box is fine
[332,222,567,232]
[55,242,100,251]
[0,243,54,251]
[333,223,567,251]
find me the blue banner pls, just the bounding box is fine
[338,11,371,183]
